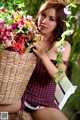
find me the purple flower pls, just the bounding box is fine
[67,30,74,35]
[11,23,18,30]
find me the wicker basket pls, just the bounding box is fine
[0,50,37,104]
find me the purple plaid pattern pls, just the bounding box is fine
[22,59,58,109]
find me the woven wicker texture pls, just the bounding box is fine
[0,50,37,104]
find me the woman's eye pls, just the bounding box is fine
[41,13,46,17]
[49,17,55,21]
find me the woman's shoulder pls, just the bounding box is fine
[53,40,71,49]
[64,40,71,48]
[63,41,71,53]
[52,40,71,48]
[50,40,71,57]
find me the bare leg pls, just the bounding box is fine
[31,107,68,120]
[0,99,21,113]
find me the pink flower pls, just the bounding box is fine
[0,8,43,54]
[26,35,31,40]
[21,34,25,38]
[19,50,25,54]
[11,23,18,30]
[12,39,25,51]
[0,7,6,12]
[3,39,11,47]
[19,19,25,26]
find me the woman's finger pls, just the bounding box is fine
[33,42,40,49]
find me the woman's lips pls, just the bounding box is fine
[40,24,47,30]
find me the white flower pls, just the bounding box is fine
[64,8,71,15]
[18,11,24,15]
[0,18,3,22]
[41,36,45,41]
[28,26,33,31]
[26,15,32,20]
[67,30,74,35]
[0,6,4,9]
[57,46,65,53]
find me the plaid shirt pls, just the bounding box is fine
[22,59,58,109]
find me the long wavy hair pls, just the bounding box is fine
[36,0,66,43]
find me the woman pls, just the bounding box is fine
[21,1,71,120]
[0,1,71,120]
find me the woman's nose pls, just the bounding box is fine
[42,17,48,23]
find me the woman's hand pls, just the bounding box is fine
[32,40,47,59]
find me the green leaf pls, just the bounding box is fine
[18,3,25,9]
[69,15,75,20]
[56,53,62,66]
[69,4,77,8]
[56,39,64,47]
[66,22,70,28]
[55,78,60,83]
[0,44,4,51]
[55,68,65,83]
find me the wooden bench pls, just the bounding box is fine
[55,76,77,110]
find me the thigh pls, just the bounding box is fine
[0,99,21,113]
[31,107,68,120]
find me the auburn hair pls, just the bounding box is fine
[36,0,66,43]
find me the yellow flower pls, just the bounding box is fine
[33,34,41,41]
[14,12,21,21]
[25,21,37,30]
[25,21,31,26]
[31,22,37,30]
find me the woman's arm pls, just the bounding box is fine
[33,40,71,80]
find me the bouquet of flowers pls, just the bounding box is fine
[0,7,43,54]
[0,7,42,104]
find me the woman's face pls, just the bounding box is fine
[38,8,57,36]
